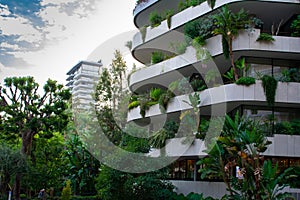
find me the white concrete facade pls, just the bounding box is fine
[66,61,102,110]
[130,0,300,198]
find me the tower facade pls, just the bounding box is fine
[66,61,102,110]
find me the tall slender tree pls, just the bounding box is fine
[213,6,249,81]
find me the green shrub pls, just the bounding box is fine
[223,67,235,83]
[190,79,207,91]
[178,0,189,12]
[128,101,140,110]
[235,77,256,86]
[150,88,165,101]
[151,51,165,64]
[290,119,300,135]
[184,17,214,41]
[170,41,188,54]
[149,11,162,28]
[274,122,293,135]
[189,0,206,7]
[158,91,174,112]
[291,15,300,37]
[279,68,300,82]
[256,33,275,42]
[193,36,206,46]
[72,196,100,200]
[61,180,72,200]
[178,0,206,11]
[20,194,26,199]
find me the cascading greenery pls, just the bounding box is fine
[261,75,278,106]
[139,26,147,42]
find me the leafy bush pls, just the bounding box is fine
[151,51,165,64]
[149,11,162,28]
[61,180,72,200]
[279,68,300,82]
[275,119,300,135]
[170,41,189,54]
[128,101,140,110]
[223,67,235,83]
[178,0,190,12]
[20,194,27,199]
[235,77,256,86]
[291,15,300,37]
[72,196,100,200]
[189,0,206,7]
[178,0,206,11]
[150,88,165,101]
[193,36,206,46]
[256,33,275,42]
[184,17,214,41]
[274,122,293,135]
[190,78,207,91]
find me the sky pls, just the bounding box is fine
[0,0,137,85]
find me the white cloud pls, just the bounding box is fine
[40,0,79,6]
[0,15,43,43]
[1,0,138,85]
[0,4,11,16]
[0,42,20,51]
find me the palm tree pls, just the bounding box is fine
[213,6,249,81]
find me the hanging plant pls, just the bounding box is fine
[139,26,147,42]
[164,9,174,29]
[207,0,216,9]
[261,75,278,106]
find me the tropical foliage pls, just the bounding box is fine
[198,114,294,200]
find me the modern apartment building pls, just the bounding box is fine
[66,60,102,110]
[129,0,300,199]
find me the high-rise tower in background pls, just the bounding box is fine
[66,60,102,110]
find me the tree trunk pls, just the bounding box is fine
[229,37,239,81]
[0,173,10,195]
[15,130,33,200]
[14,173,21,200]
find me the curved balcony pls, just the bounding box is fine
[130,29,300,92]
[133,0,182,28]
[132,0,300,64]
[127,81,300,121]
[74,72,99,80]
